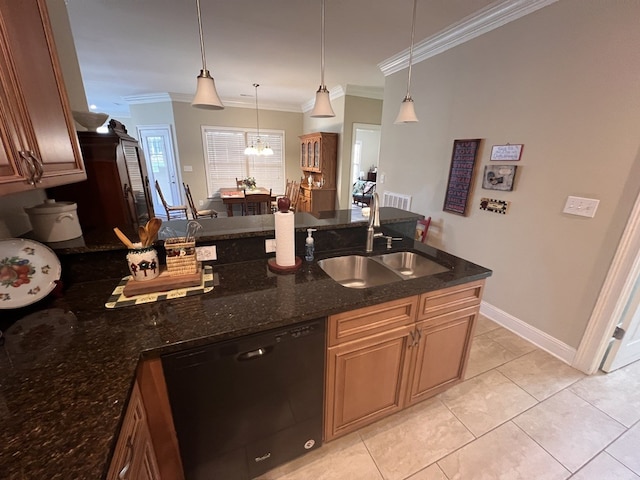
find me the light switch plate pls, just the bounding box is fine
[563,196,600,218]
[195,245,216,261]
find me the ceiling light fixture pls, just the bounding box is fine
[395,0,419,124]
[191,0,224,109]
[244,84,273,156]
[310,0,335,118]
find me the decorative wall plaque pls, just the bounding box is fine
[482,165,517,191]
[490,144,523,161]
[480,197,509,214]
[443,139,481,216]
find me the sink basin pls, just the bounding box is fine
[317,255,402,289]
[372,251,450,279]
[318,251,451,288]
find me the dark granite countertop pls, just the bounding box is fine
[0,208,492,479]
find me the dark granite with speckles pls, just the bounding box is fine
[0,209,491,479]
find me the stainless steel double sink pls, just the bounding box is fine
[317,251,450,289]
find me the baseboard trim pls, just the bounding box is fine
[480,301,577,366]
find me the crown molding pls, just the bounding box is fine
[124,92,303,113]
[379,0,559,76]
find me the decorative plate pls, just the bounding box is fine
[0,238,62,309]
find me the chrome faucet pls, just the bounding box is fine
[366,193,382,252]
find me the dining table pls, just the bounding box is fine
[219,187,273,217]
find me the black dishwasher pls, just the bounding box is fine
[162,318,326,480]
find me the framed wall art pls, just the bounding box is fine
[482,165,517,191]
[443,139,481,216]
[490,144,523,161]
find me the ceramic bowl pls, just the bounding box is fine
[72,110,109,131]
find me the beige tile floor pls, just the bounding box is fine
[256,315,640,480]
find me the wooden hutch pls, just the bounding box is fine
[298,132,338,214]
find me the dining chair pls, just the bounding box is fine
[235,177,245,189]
[288,181,301,212]
[243,189,272,215]
[155,180,188,220]
[271,180,293,212]
[183,183,218,219]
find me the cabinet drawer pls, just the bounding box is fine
[328,296,418,346]
[417,280,485,321]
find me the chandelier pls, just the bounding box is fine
[244,84,273,156]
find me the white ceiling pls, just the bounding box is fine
[64,0,501,116]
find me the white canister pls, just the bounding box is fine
[24,199,83,242]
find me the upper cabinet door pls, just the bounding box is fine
[0,0,85,196]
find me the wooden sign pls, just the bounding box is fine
[490,144,523,161]
[480,197,509,214]
[443,139,481,216]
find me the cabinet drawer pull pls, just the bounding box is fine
[29,152,43,183]
[118,437,135,480]
[408,330,416,348]
[19,151,37,185]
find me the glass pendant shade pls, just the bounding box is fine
[192,70,224,109]
[395,96,418,123]
[192,0,224,110]
[396,0,419,124]
[311,86,335,118]
[310,0,335,118]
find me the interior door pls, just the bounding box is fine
[602,276,640,372]
[138,125,181,215]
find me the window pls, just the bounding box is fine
[202,126,285,197]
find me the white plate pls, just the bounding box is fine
[0,238,62,309]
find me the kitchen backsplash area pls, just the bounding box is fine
[0,189,47,237]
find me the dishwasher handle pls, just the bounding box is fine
[237,345,274,361]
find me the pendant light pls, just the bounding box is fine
[192,0,224,109]
[310,0,335,118]
[395,0,419,123]
[244,84,273,156]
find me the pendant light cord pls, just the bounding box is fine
[254,83,260,139]
[320,0,326,87]
[405,0,417,97]
[196,0,208,71]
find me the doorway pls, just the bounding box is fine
[350,124,381,185]
[137,125,182,217]
[574,183,640,373]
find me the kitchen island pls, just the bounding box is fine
[0,208,491,479]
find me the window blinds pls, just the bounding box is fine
[202,127,285,197]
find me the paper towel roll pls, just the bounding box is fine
[274,211,295,267]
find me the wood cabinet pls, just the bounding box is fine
[48,120,154,232]
[299,132,337,214]
[0,0,85,196]
[107,381,160,480]
[325,297,417,440]
[325,280,485,441]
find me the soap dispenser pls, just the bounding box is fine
[305,228,317,261]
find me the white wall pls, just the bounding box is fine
[379,0,640,349]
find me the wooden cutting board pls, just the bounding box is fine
[122,266,202,297]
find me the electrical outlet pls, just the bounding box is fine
[183,165,193,172]
[199,200,204,206]
[195,245,216,261]
[265,239,276,253]
[563,196,600,218]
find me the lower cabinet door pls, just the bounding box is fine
[107,382,161,480]
[405,306,478,406]
[325,326,413,441]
